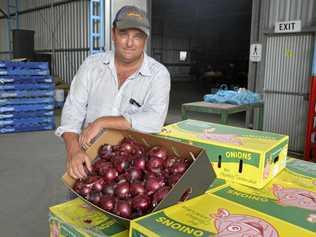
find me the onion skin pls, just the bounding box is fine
[114,181,130,199]
[145,176,165,195]
[126,168,143,182]
[98,144,113,160]
[146,157,164,174]
[133,157,146,171]
[114,200,132,219]
[102,168,118,183]
[130,183,146,196]
[147,146,168,160]
[99,195,116,211]
[152,186,171,207]
[132,195,151,211]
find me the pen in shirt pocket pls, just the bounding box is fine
[129,98,141,107]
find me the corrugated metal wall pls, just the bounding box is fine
[249,0,316,152]
[0,0,89,84]
[263,34,313,151]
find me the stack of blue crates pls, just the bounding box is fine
[0,61,55,134]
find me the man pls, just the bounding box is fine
[55,5,170,180]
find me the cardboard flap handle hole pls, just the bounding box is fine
[179,187,193,202]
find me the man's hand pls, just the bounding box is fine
[79,120,102,148]
[67,149,92,179]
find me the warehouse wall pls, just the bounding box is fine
[249,0,316,152]
[0,0,89,84]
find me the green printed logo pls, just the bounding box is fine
[156,216,205,237]
[225,151,252,160]
[137,212,214,237]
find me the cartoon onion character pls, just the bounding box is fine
[201,128,243,145]
[272,184,316,211]
[210,208,279,237]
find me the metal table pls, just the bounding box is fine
[181,101,264,130]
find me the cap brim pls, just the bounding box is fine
[116,21,150,36]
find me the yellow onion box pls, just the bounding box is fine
[160,119,289,188]
[49,198,128,237]
[205,157,316,235]
[130,192,315,237]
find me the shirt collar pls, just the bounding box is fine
[103,51,152,77]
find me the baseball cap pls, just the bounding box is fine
[113,5,150,36]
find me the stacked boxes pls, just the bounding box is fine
[0,61,55,133]
[130,192,316,237]
[160,119,289,188]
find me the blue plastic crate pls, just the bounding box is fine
[0,61,49,76]
[0,110,54,119]
[0,116,54,127]
[0,83,54,90]
[0,97,54,106]
[0,123,55,134]
[0,90,55,98]
[0,75,53,84]
[0,104,54,112]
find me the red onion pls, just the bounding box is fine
[133,157,146,170]
[93,160,113,176]
[130,183,146,196]
[168,173,182,186]
[87,192,102,204]
[113,157,130,174]
[132,195,151,211]
[147,146,168,160]
[114,200,132,218]
[102,168,118,183]
[98,144,112,160]
[164,156,178,169]
[126,168,143,182]
[114,181,130,199]
[145,176,165,195]
[152,186,171,207]
[170,161,187,175]
[146,157,164,174]
[116,174,128,184]
[99,195,116,211]
[102,183,115,196]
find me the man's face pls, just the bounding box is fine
[112,28,147,64]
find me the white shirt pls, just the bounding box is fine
[55,51,170,137]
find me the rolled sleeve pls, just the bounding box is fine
[123,68,170,133]
[55,59,90,137]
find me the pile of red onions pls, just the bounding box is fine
[73,137,192,219]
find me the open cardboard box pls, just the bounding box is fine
[62,129,216,226]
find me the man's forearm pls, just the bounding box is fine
[96,116,132,130]
[62,132,82,161]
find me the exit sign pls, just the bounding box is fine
[275,20,301,33]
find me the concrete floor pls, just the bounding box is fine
[0,81,246,236]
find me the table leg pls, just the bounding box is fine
[253,105,264,130]
[220,112,228,124]
[181,106,188,120]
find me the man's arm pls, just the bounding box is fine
[79,116,131,146]
[63,132,92,179]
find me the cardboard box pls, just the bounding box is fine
[49,198,128,237]
[205,159,316,236]
[62,129,216,226]
[130,193,315,237]
[160,119,289,188]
